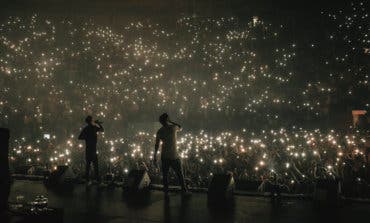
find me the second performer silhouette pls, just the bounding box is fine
[154,113,190,198]
[78,115,104,186]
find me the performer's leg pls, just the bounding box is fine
[85,152,92,181]
[172,159,186,191]
[92,153,100,182]
[162,159,170,194]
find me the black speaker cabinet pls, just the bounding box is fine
[44,165,76,187]
[313,179,341,206]
[208,173,235,203]
[125,169,151,192]
[0,128,10,211]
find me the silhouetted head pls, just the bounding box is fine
[85,115,93,125]
[159,113,169,126]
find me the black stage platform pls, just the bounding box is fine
[5,180,370,223]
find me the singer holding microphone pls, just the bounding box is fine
[154,113,191,198]
[78,115,104,186]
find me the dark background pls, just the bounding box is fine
[0,0,350,59]
[0,0,346,17]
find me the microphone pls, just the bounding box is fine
[95,120,103,124]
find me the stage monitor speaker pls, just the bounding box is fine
[208,173,235,202]
[27,165,48,176]
[44,165,76,187]
[0,128,10,211]
[126,169,151,192]
[313,179,341,206]
[14,165,33,175]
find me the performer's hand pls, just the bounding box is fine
[95,120,103,125]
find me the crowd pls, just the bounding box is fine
[0,2,369,192]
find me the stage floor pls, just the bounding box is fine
[6,180,370,223]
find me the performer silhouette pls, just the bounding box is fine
[78,115,104,186]
[154,113,190,198]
